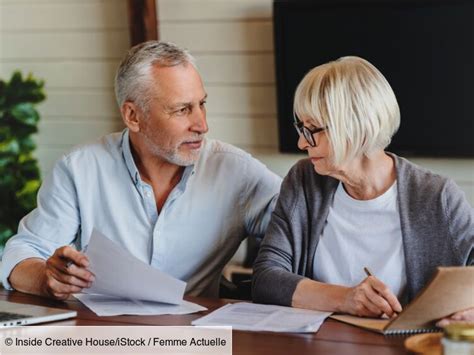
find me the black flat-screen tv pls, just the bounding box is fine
[274,0,474,156]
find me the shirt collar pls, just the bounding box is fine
[120,128,197,188]
[121,129,141,185]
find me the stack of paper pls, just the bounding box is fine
[75,294,205,317]
[74,230,206,316]
[192,302,331,333]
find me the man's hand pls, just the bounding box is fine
[42,246,95,300]
[436,307,474,327]
[341,276,402,317]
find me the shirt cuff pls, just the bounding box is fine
[1,249,46,290]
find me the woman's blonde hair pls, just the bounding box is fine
[294,56,400,166]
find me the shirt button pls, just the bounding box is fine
[145,191,152,198]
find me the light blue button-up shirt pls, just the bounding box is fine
[2,130,281,296]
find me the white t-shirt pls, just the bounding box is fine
[313,182,407,298]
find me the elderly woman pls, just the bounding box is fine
[252,56,473,322]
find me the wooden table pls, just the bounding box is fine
[0,288,412,354]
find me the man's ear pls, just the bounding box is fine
[121,101,143,133]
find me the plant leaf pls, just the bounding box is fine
[0,70,44,247]
[0,139,20,154]
[10,102,40,126]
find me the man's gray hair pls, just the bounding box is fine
[114,41,196,112]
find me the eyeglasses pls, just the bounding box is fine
[293,120,327,147]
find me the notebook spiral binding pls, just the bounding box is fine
[386,327,440,335]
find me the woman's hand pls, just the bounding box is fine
[341,276,402,317]
[436,308,474,327]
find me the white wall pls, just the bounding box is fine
[158,0,474,205]
[0,0,472,206]
[0,0,128,175]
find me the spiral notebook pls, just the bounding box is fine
[330,266,474,335]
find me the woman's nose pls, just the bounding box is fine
[297,133,309,151]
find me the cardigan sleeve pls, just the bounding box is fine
[252,163,307,306]
[443,179,474,266]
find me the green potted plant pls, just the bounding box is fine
[0,71,45,251]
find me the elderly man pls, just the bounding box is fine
[2,41,281,300]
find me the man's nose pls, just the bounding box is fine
[191,107,208,134]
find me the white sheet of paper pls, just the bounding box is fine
[83,229,186,305]
[192,302,331,333]
[74,294,207,316]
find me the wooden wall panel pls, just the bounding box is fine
[0,1,127,30]
[0,0,128,175]
[0,61,120,89]
[158,0,272,21]
[160,22,273,53]
[0,0,471,204]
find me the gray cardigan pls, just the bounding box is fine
[252,154,474,306]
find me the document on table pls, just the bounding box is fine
[192,302,331,333]
[75,229,206,316]
[74,294,206,317]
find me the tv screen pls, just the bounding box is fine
[274,0,474,156]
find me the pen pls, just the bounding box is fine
[65,245,89,268]
[364,267,373,277]
[363,266,399,317]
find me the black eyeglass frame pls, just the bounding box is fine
[293,120,327,147]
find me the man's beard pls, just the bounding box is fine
[142,131,203,166]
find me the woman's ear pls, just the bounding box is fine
[121,101,142,133]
